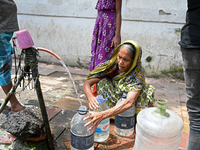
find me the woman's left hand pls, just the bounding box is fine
[84,111,104,133]
[111,35,121,48]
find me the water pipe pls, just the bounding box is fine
[37,47,61,61]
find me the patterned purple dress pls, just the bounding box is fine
[89,0,119,71]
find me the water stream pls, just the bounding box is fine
[59,59,82,106]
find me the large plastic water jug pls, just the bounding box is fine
[70,105,94,150]
[16,29,34,49]
[134,99,183,150]
[114,92,136,136]
[94,91,110,142]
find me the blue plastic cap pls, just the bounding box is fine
[76,105,88,115]
[96,91,109,104]
[96,95,105,104]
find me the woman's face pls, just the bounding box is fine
[117,46,133,73]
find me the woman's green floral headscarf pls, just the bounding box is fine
[88,40,145,90]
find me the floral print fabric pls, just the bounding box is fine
[89,0,118,71]
[96,78,155,114]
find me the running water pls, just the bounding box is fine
[59,59,82,106]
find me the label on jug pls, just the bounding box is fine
[95,119,110,133]
[71,131,94,149]
[115,115,136,129]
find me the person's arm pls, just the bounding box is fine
[83,77,101,110]
[111,0,122,48]
[84,90,140,132]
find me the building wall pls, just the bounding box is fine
[15,0,187,76]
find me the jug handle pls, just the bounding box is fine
[101,91,109,101]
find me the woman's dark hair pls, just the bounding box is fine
[119,43,136,59]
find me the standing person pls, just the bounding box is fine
[0,0,25,113]
[89,0,122,71]
[179,0,200,149]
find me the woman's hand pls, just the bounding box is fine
[84,91,140,133]
[83,77,101,109]
[111,34,121,48]
[84,111,104,133]
[111,0,122,48]
[88,96,99,110]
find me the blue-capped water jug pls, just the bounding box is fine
[94,91,110,142]
[70,105,94,150]
[134,99,183,150]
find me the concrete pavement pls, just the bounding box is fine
[0,60,189,149]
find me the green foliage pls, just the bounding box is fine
[161,65,184,80]
[143,65,184,80]
[77,58,83,67]
[175,28,181,34]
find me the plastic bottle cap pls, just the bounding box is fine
[96,95,105,104]
[76,105,88,115]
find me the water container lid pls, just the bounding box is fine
[96,91,109,104]
[96,95,105,104]
[76,105,88,115]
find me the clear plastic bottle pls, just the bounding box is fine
[134,99,184,150]
[114,93,136,137]
[70,105,94,150]
[94,91,110,142]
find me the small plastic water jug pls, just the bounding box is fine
[16,29,34,49]
[70,105,94,150]
[134,99,183,150]
[114,92,136,136]
[94,91,110,142]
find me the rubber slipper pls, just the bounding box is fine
[8,112,13,116]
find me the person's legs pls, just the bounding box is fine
[181,47,200,150]
[0,32,25,113]
[2,82,25,113]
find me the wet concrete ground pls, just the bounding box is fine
[0,60,189,149]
